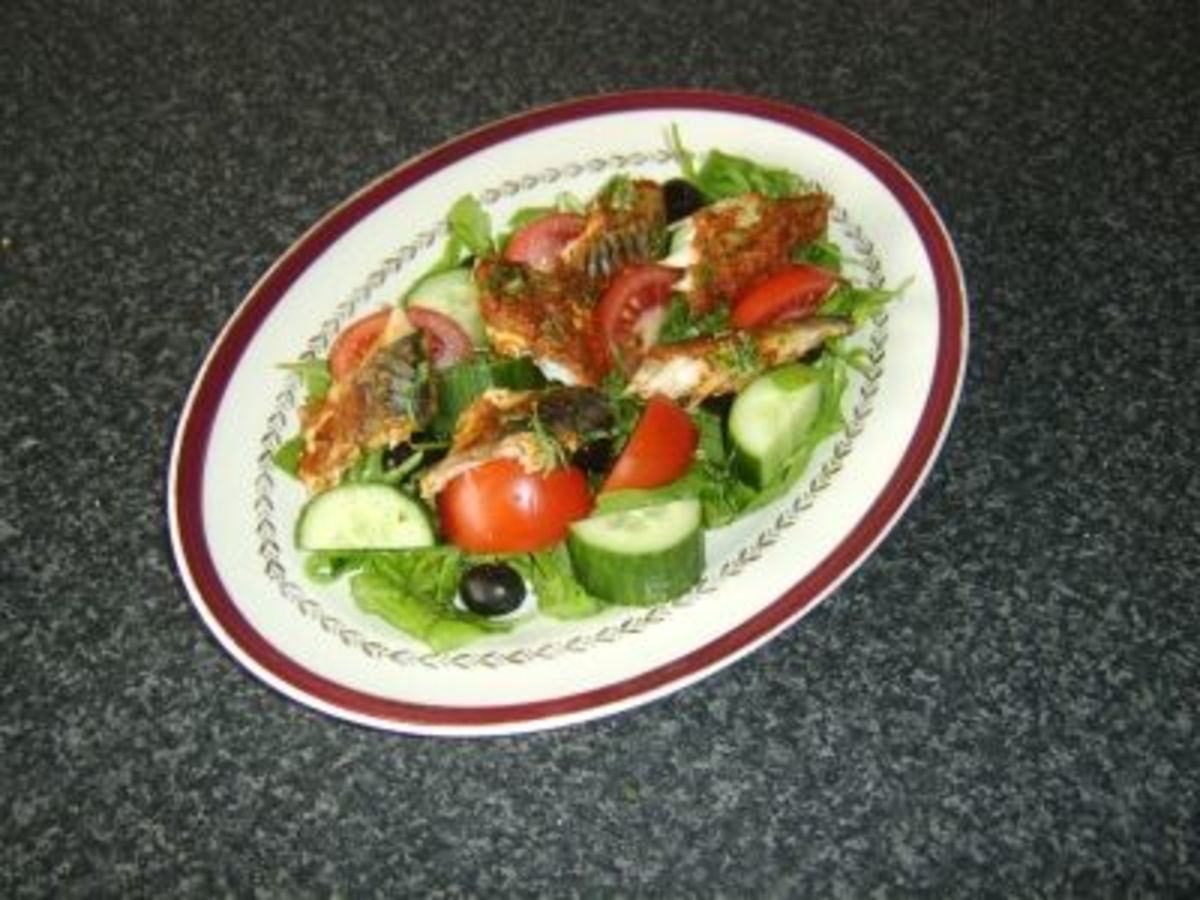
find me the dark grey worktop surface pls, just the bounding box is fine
[3,1,1198,895]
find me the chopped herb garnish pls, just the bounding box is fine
[715,331,759,374]
[657,295,730,344]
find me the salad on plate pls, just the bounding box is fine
[272,131,903,652]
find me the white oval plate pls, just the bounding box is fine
[168,90,967,736]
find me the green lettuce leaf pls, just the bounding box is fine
[349,548,511,652]
[506,191,586,232]
[792,238,845,273]
[669,124,817,200]
[272,434,305,478]
[666,124,700,182]
[694,149,814,200]
[512,546,605,620]
[272,358,331,478]
[279,358,332,401]
[303,549,370,584]
[447,194,493,256]
[819,278,910,326]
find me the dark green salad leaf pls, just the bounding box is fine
[668,125,815,200]
[598,369,645,454]
[303,549,368,584]
[793,238,844,273]
[406,194,495,286]
[308,544,602,645]
[693,149,814,201]
[340,446,428,486]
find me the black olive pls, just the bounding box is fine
[460,563,526,616]
[662,178,708,224]
[571,437,613,474]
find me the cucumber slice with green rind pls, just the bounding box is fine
[567,499,704,606]
[295,483,435,551]
[729,363,823,489]
[405,267,485,346]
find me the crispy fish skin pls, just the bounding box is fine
[475,259,602,386]
[686,192,832,313]
[626,316,853,408]
[418,386,612,500]
[559,179,667,278]
[297,312,431,492]
[475,180,667,385]
[417,429,548,503]
[475,191,831,387]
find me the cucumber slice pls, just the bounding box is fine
[405,267,485,346]
[432,355,546,438]
[729,363,823,489]
[295,483,434,551]
[567,499,703,605]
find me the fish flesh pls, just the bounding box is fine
[418,386,613,499]
[418,317,851,499]
[476,189,832,387]
[681,192,832,314]
[301,187,845,495]
[475,259,602,386]
[475,179,668,385]
[559,178,667,278]
[297,311,433,491]
[626,316,853,408]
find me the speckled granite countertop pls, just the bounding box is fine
[3,1,1198,895]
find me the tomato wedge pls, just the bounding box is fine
[730,264,839,330]
[593,264,682,373]
[503,212,586,270]
[328,308,392,382]
[406,306,474,369]
[603,396,699,492]
[437,459,593,553]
